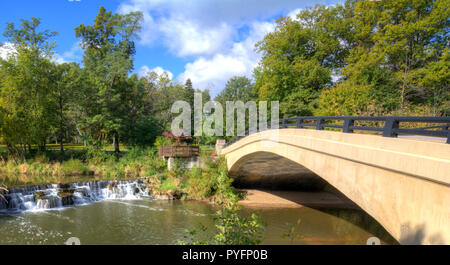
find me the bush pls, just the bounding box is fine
[86,147,112,165]
[179,202,265,245]
[181,156,236,202]
[127,115,161,147]
[316,82,375,116]
[154,136,174,147]
[61,159,88,175]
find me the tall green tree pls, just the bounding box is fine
[0,18,58,159]
[215,76,257,105]
[369,0,449,109]
[184,78,195,107]
[53,62,82,153]
[214,76,258,139]
[75,6,143,152]
[140,71,185,131]
[256,0,449,117]
[254,4,353,117]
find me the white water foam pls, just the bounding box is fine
[0,180,151,212]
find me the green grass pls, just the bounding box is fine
[61,158,89,175]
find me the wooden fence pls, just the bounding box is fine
[158,145,199,158]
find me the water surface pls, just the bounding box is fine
[0,199,396,245]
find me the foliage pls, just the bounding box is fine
[253,0,449,117]
[0,17,59,161]
[316,82,377,116]
[215,76,257,105]
[0,147,167,187]
[61,158,88,175]
[213,202,265,245]
[154,136,175,147]
[178,156,265,245]
[214,76,258,139]
[126,115,161,147]
[179,199,265,245]
[74,7,144,153]
[254,5,345,116]
[281,219,303,244]
[0,1,447,181]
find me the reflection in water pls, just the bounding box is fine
[0,199,396,245]
[242,207,397,245]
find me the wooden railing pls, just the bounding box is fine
[225,116,450,147]
[158,145,199,158]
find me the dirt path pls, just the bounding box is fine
[237,189,359,209]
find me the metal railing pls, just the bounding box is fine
[224,116,450,147]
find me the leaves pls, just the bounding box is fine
[256,0,449,117]
[179,202,266,245]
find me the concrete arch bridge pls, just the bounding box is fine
[220,116,450,245]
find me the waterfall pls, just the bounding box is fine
[0,179,150,212]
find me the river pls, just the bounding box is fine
[0,180,396,245]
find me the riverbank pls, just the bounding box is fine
[237,189,359,209]
[2,148,358,211]
[0,148,168,188]
[1,148,240,210]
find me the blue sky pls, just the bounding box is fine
[0,0,340,97]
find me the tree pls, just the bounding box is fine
[0,18,58,160]
[140,71,185,131]
[184,78,195,107]
[215,76,257,105]
[254,4,352,117]
[373,0,448,108]
[416,49,450,116]
[75,6,143,153]
[214,76,258,138]
[53,63,82,154]
[257,0,449,117]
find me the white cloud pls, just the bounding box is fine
[50,42,83,65]
[60,41,83,62]
[178,21,275,96]
[287,8,303,20]
[118,0,324,57]
[138,65,173,79]
[120,0,321,27]
[159,19,233,57]
[1,42,70,65]
[118,0,335,97]
[0,43,16,60]
[51,53,68,65]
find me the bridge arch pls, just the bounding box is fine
[229,151,329,191]
[222,128,450,245]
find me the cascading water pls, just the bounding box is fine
[0,180,150,212]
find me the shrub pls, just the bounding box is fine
[154,136,174,147]
[61,159,88,175]
[179,202,265,245]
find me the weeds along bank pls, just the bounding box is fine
[0,148,238,203]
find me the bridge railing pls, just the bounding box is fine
[224,116,450,147]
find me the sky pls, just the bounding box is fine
[0,0,340,98]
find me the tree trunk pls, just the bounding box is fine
[60,129,64,154]
[59,91,64,154]
[59,121,64,154]
[114,131,120,153]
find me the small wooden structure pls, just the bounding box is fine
[158,145,199,158]
[158,130,199,159]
